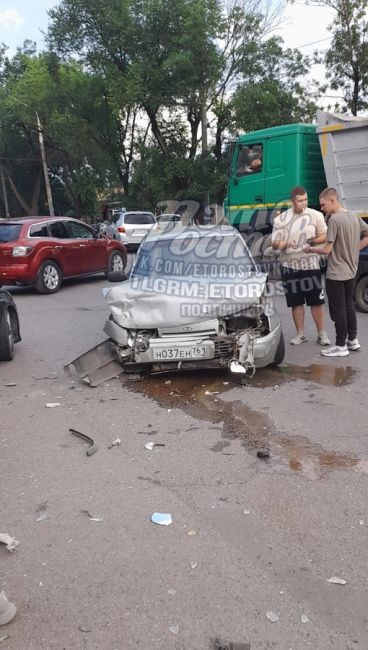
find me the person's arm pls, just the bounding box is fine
[309,212,327,245]
[305,241,333,255]
[359,234,368,251]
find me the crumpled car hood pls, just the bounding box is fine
[104,272,268,329]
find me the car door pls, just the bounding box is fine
[48,220,81,276]
[64,220,107,272]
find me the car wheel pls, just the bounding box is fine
[355,275,368,313]
[0,308,15,361]
[108,251,126,273]
[35,260,62,294]
[270,331,285,367]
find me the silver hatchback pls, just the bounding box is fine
[106,211,157,250]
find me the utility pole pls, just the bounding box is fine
[0,164,10,218]
[201,92,210,216]
[11,97,54,216]
[36,111,54,217]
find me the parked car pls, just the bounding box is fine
[157,214,183,229]
[106,211,157,250]
[0,290,21,361]
[0,217,127,294]
[355,247,368,312]
[97,225,284,377]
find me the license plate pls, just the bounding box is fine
[153,346,207,360]
[133,230,146,236]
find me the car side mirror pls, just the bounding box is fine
[107,270,128,282]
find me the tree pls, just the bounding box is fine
[303,0,368,114]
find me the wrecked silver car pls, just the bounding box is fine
[105,225,284,374]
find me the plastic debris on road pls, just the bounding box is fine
[45,402,61,408]
[326,576,347,585]
[150,513,172,526]
[0,592,16,626]
[213,638,251,649]
[204,390,219,395]
[169,625,179,635]
[301,614,310,623]
[168,589,176,596]
[266,611,280,622]
[108,438,121,448]
[36,514,48,523]
[145,442,155,451]
[187,530,196,536]
[190,561,197,569]
[0,533,19,552]
[4,383,16,387]
[243,509,250,515]
[81,510,103,522]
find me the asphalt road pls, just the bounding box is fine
[1,270,368,650]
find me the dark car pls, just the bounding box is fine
[0,290,21,360]
[355,248,368,312]
[0,217,127,294]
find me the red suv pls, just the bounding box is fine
[0,217,127,294]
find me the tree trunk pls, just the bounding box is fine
[0,162,32,214]
[143,105,168,155]
[30,167,42,215]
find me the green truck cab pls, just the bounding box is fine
[225,111,368,241]
[225,123,326,236]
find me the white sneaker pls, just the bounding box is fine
[347,338,360,351]
[317,331,331,346]
[321,345,349,357]
[290,333,308,345]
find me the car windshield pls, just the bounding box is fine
[132,233,255,278]
[0,224,22,242]
[124,213,155,225]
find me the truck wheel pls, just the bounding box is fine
[355,275,368,313]
[35,260,62,294]
[0,309,15,361]
[270,331,285,367]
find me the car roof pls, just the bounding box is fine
[0,217,89,226]
[145,224,239,242]
[123,211,155,215]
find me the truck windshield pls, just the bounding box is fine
[0,224,22,242]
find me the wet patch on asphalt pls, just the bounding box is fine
[125,366,364,480]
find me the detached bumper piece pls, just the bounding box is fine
[64,339,124,387]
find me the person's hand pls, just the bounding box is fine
[287,239,298,249]
[302,244,312,253]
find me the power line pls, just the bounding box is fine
[296,36,332,49]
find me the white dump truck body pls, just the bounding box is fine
[316,110,368,219]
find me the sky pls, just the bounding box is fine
[0,0,335,91]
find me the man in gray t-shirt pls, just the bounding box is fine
[306,187,368,357]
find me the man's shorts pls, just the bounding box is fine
[280,267,325,308]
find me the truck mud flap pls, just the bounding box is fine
[64,339,124,387]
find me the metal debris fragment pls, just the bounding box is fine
[81,510,103,522]
[4,383,16,387]
[168,589,176,596]
[169,625,179,635]
[0,533,19,552]
[326,576,347,585]
[266,611,280,622]
[257,447,270,459]
[36,514,48,523]
[187,530,196,536]
[213,638,251,650]
[150,513,172,526]
[190,561,197,569]
[145,441,166,451]
[46,402,61,408]
[78,626,91,633]
[70,428,97,456]
[204,390,219,395]
[243,509,250,515]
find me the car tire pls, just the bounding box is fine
[355,275,368,313]
[0,308,15,361]
[107,250,126,274]
[270,331,285,367]
[35,260,63,294]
